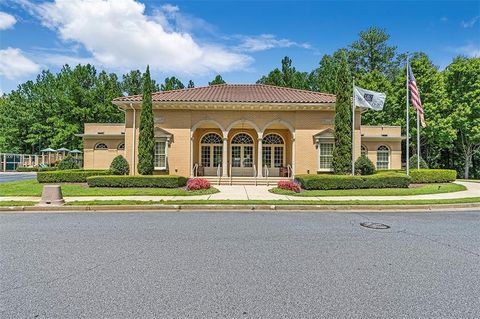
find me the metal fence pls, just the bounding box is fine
[0,153,46,172]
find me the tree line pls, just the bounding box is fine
[0,27,478,178]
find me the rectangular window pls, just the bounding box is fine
[377,153,389,169]
[274,146,283,168]
[243,146,253,167]
[213,146,222,167]
[319,143,333,170]
[262,146,271,168]
[232,146,241,167]
[154,140,167,169]
[201,146,211,167]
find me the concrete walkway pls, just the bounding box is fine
[1,181,478,203]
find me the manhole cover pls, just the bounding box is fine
[360,222,390,229]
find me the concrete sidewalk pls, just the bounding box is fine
[0,181,478,203]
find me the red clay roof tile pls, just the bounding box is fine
[113,84,336,104]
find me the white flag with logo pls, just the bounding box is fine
[354,86,386,111]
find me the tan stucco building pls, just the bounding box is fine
[79,84,403,178]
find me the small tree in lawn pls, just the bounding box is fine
[137,66,155,175]
[110,155,130,175]
[332,51,352,174]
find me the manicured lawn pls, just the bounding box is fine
[66,197,480,206]
[270,183,466,196]
[0,180,218,196]
[0,201,36,207]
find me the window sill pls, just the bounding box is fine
[154,168,168,171]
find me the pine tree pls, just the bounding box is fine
[332,52,352,174]
[137,66,155,175]
[187,80,195,88]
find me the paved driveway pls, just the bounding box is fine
[0,172,36,183]
[1,211,479,318]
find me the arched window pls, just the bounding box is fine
[95,143,108,150]
[232,133,253,145]
[361,145,368,156]
[376,145,390,169]
[200,133,223,168]
[201,133,223,144]
[231,133,254,168]
[117,143,125,150]
[262,134,285,168]
[262,134,284,145]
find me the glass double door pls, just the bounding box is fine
[231,145,254,176]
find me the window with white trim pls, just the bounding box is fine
[262,133,284,168]
[200,133,223,168]
[376,145,390,169]
[318,143,334,170]
[154,139,168,169]
[95,143,108,150]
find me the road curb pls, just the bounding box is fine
[0,202,479,213]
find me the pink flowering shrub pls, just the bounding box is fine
[187,178,211,191]
[277,180,301,193]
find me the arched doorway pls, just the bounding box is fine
[200,132,223,176]
[262,133,285,177]
[231,133,254,176]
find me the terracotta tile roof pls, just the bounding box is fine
[113,84,336,104]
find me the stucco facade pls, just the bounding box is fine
[79,84,404,178]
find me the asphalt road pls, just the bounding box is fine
[0,172,36,183]
[1,211,479,318]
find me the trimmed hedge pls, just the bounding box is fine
[295,173,410,190]
[86,175,188,188]
[16,166,39,172]
[410,169,457,183]
[37,169,110,183]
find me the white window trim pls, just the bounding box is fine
[154,138,168,170]
[376,145,390,170]
[316,139,334,172]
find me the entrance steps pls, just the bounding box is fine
[202,176,292,186]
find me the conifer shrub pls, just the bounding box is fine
[110,155,130,175]
[354,155,376,175]
[58,155,80,170]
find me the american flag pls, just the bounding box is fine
[408,64,426,127]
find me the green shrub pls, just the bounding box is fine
[58,155,80,170]
[295,173,410,190]
[87,175,188,188]
[110,155,130,175]
[355,155,376,175]
[37,169,109,183]
[409,155,428,169]
[16,166,38,172]
[410,169,457,183]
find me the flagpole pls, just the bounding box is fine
[352,78,355,175]
[406,53,410,176]
[417,110,420,169]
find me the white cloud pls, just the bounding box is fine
[461,15,480,28]
[455,43,480,57]
[236,34,311,52]
[0,11,16,30]
[29,0,251,74]
[0,47,40,80]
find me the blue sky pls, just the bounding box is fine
[0,0,479,94]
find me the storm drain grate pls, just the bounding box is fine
[360,222,390,230]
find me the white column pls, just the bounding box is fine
[190,132,194,177]
[292,133,296,177]
[222,132,228,177]
[257,132,263,178]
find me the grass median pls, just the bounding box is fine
[270,183,466,197]
[0,201,36,207]
[0,180,219,196]
[66,197,480,206]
